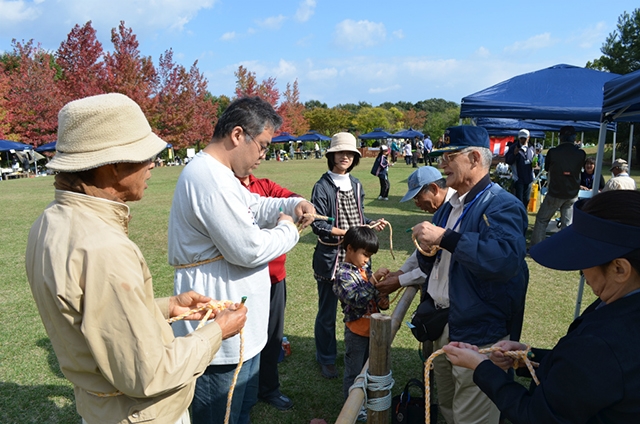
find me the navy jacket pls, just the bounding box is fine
[418,175,528,345]
[474,293,640,424]
[505,142,535,185]
[311,172,372,280]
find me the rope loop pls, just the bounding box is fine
[348,370,395,412]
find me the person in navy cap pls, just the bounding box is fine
[411,125,529,424]
[443,190,640,424]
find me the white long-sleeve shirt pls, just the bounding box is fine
[168,151,303,365]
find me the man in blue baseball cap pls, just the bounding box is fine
[411,125,529,424]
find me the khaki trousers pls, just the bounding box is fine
[432,324,503,424]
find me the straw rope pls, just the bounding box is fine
[423,346,539,424]
[412,233,440,257]
[172,255,224,269]
[88,300,246,424]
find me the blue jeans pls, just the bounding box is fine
[343,326,369,399]
[314,278,338,365]
[191,354,260,424]
[530,194,577,246]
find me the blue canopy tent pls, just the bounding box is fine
[35,141,57,152]
[0,139,32,151]
[485,128,546,139]
[271,132,298,143]
[359,128,392,140]
[296,130,331,142]
[391,128,424,139]
[460,64,620,121]
[602,69,640,122]
[475,117,616,135]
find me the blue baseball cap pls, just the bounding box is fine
[530,197,640,270]
[400,166,443,202]
[429,125,490,157]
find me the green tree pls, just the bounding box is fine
[423,107,460,142]
[586,8,640,74]
[303,107,352,135]
[352,107,392,134]
[304,99,327,109]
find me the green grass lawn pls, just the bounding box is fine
[0,157,610,423]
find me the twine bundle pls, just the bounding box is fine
[423,346,539,424]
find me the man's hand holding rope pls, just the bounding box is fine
[294,200,316,230]
[412,221,446,255]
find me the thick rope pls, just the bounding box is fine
[412,233,440,257]
[172,255,224,269]
[88,299,245,424]
[423,346,539,424]
[349,370,395,412]
[366,219,395,260]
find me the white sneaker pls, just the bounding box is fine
[383,197,389,201]
[377,196,383,200]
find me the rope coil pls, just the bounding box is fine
[348,370,395,412]
[423,346,539,424]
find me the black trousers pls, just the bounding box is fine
[378,175,390,198]
[258,279,287,398]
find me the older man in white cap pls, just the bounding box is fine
[25,93,247,424]
[505,129,536,206]
[602,158,637,191]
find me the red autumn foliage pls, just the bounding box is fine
[56,21,106,102]
[234,65,280,107]
[103,21,157,116]
[277,80,308,136]
[4,40,64,146]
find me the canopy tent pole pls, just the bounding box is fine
[580,131,584,146]
[551,133,554,147]
[612,131,617,163]
[628,124,634,170]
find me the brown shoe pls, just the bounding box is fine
[321,364,338,379]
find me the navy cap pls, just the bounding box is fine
[429,125,490,157]
[530,199,640,271]
[400,166,443,202]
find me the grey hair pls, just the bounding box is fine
[463,147,492,169]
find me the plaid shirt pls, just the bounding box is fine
[333,262,379,323]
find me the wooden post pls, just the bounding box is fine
[368,313,392,424]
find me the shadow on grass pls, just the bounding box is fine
[0,382,77,423]
[36,337,65,379]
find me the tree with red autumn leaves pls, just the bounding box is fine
[153,49,217,149]
[278,80,309,136]
[103,21,157,115]
[56,21,106,102]
[3,40,64,146]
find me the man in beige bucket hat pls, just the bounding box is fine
[26,93,247,424]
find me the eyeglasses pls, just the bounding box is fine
[438,150,465,164]
[242,128,269,158]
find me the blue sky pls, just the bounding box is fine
[1,0,637,107]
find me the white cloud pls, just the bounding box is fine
[221,31,236,41]
[257,15,286,30]
[334,19,386,50]
[274,59,297,79]
[369,84,401,94]
[0,0,42,22]
[474,46,490,58]
[308,67,338,80]
[504,33,556,53]
[392,30,404,39]
[572,22,607,49]
[295,0,316,23]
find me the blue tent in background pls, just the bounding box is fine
[484,128,546,139]
[271,132,298,143]
[475,117,616,133]
[602,69,640,123]
[392,128,424,139]
[35,141,57,152]
[297,131,331,141]
[0,139,32,151]
[359,128,392,140]
[461,64,620,122]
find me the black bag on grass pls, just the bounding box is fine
[391,378,437,424]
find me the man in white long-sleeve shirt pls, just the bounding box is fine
[168,97,315,424]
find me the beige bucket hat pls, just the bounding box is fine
[326,132,361,156]
[47,93,167,172]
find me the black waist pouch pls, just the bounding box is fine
[410,293,448,342]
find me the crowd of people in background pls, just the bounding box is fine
[22,92,639,424]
